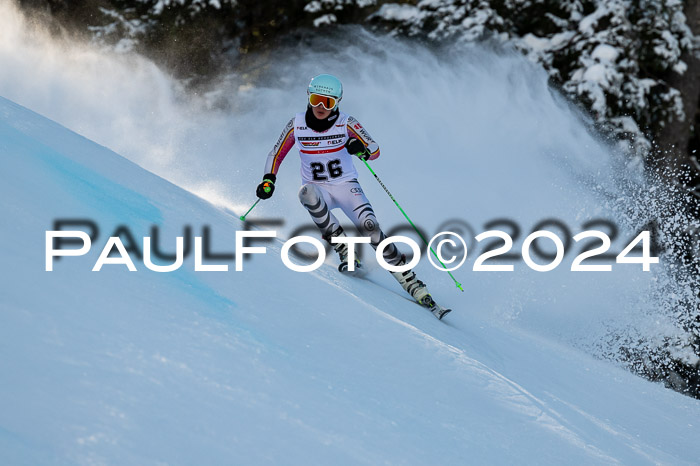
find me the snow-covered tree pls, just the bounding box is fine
[372,0,698,161]
[303,0,378,27]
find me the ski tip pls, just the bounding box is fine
[438,309,452,320]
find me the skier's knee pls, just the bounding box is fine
[361,219,384,246]
[298,183,321,207]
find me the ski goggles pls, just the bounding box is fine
[308,93,338,110]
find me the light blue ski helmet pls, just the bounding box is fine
[307,74,343,109]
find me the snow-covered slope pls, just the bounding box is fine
[1,95,700,464]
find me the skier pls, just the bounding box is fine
[255,74,449,318]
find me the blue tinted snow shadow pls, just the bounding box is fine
[0,109,161,225]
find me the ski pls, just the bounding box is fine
[419,295,452,320]
[338,263,452,321]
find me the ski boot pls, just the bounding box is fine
[390,255,451,320]
[325,227,362,273]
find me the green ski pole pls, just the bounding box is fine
[360,158,464,292]
[239,198,261,221]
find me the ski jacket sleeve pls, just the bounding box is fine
[347,116,380,161]
[264,117,296,175]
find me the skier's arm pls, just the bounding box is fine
[257,118,295,199]
[264,118,296,175]
[347,116,380,161]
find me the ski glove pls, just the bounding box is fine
[345,138,370,161]
[256,173,276,199]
